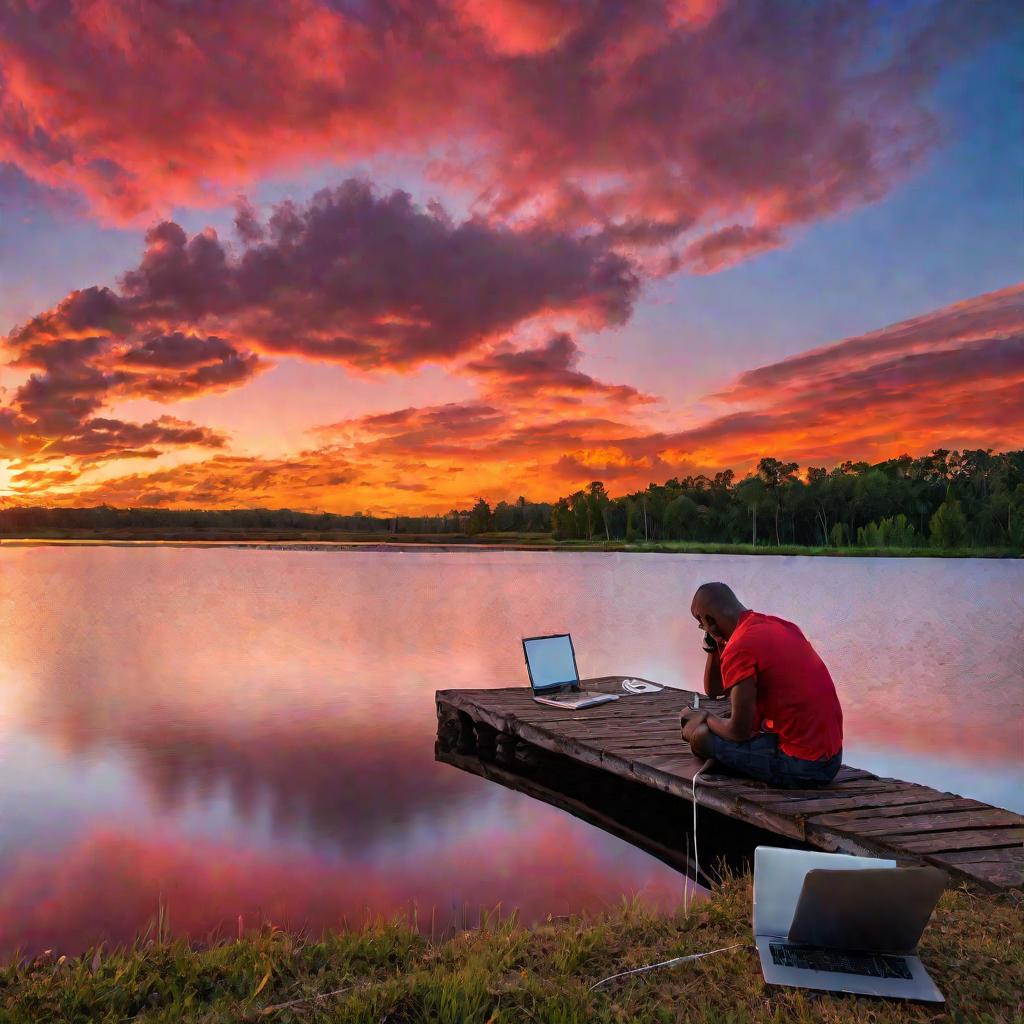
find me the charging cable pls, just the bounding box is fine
[589,703,733,991]
[588,943,747,990]
[683,759,709,916]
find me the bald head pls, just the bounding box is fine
[691,582,748,642]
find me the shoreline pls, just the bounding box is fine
[2,874,1020,1022]
[0,536,1020,557]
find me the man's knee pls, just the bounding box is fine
[688,722,714,759]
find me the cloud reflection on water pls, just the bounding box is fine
[0,547,1020,956]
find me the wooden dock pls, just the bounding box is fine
[436,677,1024,892]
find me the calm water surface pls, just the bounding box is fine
[0,547,1020,956]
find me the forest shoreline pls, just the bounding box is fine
[0,534,1019,557]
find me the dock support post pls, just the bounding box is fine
[436,704,477,754]
[474,721,498,761]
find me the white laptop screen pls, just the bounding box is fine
[523,635,579,691]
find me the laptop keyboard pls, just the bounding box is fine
[769,943,913,980]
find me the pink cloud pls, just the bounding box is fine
[680,224,784,274]
[116,182,639,368]
[720,283,1024,402]
[0,1,1003,266]
[2,181,637,473]
[464,333,655,406]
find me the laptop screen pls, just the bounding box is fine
[523,634,579,691]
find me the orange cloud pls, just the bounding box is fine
[2,301,264,465]
[2,182,639,478]
[0,1,1004,264]
[6,267,1022,511]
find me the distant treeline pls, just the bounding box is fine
[0,499,555,537]
[546,448,1024,549]
[2,448,1022,550]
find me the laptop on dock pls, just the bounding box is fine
[753,847,946,1002]
[523,633,619,710]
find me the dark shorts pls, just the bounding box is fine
[709,732,842,788]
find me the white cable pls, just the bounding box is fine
[692,759,709,888]
[587,729,743,993]
[683,758,710,917]
[588,943,746,990]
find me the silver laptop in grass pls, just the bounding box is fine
[522,633,618,710]
[753,847,946,1002]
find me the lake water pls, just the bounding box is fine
[0,547,1020,957]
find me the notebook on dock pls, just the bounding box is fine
[522,633,618,710]
[753,847,946,1002]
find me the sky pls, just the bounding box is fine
[0,0,1022,514]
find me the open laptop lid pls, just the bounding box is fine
[789,866,947,954]
[753,847,897,938]
[523,634,579,692]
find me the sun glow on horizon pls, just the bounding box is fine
[0,3,1020,510]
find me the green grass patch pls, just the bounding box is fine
[1,875,1020,1023]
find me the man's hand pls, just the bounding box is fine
[680,708,708,742]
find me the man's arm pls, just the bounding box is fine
[703,646,725,697]
[704,676,758,743]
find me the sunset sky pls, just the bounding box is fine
[1,0,1022,513]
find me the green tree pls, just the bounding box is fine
[664,494,699,540]
[492,500,515,531]
[929,494,968,548]
[756,458,799,545]
[736,476,766,545]
[587,481,611,541]
[1007,485,1024,548]
[550,498,573,540]
[466,498,492,535]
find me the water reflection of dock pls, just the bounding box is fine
[436,678,1024,892]
[436,742,805,886]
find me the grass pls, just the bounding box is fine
[1,874,1020,1023]
[0,531,1019,557]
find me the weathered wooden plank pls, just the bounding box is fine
[552,724,686,740]
[779,788,958,816]
[927,847,1024,887]
[638,754,703,772]
[929,859,1023,890]
[523,702,723,720]
[807,798,990,826]
[441,683,709,715]
[932,847,1024,864]
[601,738,691,751]
[882,828,1024,853]
[510,708,687,726]
[819,808,1023,837]
[738,781,908,805]
[763,778,915,796]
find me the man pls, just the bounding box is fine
[680,582,843,787]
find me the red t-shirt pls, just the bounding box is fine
[719,610,843,761]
